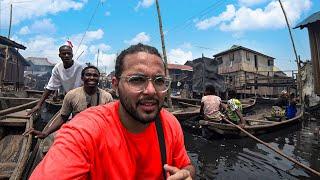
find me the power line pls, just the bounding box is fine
[75,0,102,58]
[166,0,227,35]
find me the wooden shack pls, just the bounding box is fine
[167,64,193,97]
[0,36,29,90]
[213,45,294,97]
[294,11,320,95]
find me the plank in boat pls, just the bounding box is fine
[0,108,33,180]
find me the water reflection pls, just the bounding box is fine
[184,116,320,179]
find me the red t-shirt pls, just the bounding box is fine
[30,101,191,179]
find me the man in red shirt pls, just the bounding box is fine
[30,43,195,179]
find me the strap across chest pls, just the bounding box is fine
[87,90,100,108]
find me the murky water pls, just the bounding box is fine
[184,114,320,180]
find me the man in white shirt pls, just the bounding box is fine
[27,45,83,115]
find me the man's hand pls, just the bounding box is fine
[27,105,41,116]
[23,128,48,139]
[164,164,192,180]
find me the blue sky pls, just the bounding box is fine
[0,0,319,74]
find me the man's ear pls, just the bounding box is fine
[112,77,119,96]
[112,76,119,90]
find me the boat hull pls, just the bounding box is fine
[199,108,303,137]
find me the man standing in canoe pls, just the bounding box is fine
[27,45,83,115]
[30,43,195,179]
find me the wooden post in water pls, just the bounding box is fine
[278,0,302,103]
[155,0,172,108]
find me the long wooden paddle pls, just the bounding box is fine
[223,118,320,176]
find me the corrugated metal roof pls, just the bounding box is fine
[27,57,54,66]
[167,64,193,71]
[294,11,320,29]
[213,45,275,59]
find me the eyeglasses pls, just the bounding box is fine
[119,75,171,93]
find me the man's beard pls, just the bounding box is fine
[118,89,162,124]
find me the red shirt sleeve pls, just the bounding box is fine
[29,124,92,180]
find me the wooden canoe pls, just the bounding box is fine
[199,107,303,137]
[0,102,36,179]
[241,98,256,114]
[171,96,256,113]
[0,97,39,111]
[23,111,61,179]
[171,96,201,106]
[169,98,256,121]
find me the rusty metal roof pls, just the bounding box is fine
[213,45,274,59]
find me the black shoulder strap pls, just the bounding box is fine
[155,115,167,179]
[96,89,100,106]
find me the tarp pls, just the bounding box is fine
[189,57,225,93]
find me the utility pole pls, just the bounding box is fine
[96,49,99,68]
[278,0,302,103]
[155,0,172,108]
[8,4,12,38]
[0,0,2,35]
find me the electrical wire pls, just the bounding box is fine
[166,0,227,36]
[74,0,102,58]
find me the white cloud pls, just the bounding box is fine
[89,43,112,54]
[95,53,117,74]
[195,0,312,32]
[68,29,104,47]
[19,18,56,35]
[168,48,193,64]
[1,0,87,28]
[196,5,236,30]
[16,35,60,63]
[124,32,150,45]
[105,11,111,16]
[15,28,111,69]
[238,0,269,7]
[19,26,30,35]
[134,0,154,11]
[86,29,104,40]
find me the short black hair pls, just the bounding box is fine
[204,85,216,95]
[81,65,100,78]
[115,43,163,78]
[59,45,72,52]
[228,89,237,99]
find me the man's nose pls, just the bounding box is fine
[143,80,156,94]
